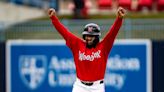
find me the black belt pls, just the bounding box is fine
[81,80,104,86]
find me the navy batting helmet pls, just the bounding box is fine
[82,23,101,36]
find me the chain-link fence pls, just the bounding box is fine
[1,18,164,41]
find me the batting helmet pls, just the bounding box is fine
[82,23,101,36]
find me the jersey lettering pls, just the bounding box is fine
[79,50,101,61]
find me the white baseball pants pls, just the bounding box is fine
[72,78,105,92]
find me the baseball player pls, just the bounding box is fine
[48,7,126,92]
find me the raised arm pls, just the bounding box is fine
[48,8,79,41]
[103,7,125,41]
[102,7,126,52]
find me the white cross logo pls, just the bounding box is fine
[19,56,46,90]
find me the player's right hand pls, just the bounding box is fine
[48,8,56,17]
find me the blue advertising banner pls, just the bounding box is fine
[6,39,152,92]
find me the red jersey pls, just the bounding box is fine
[51,16,123,81]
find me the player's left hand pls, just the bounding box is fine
[117,7,126,18]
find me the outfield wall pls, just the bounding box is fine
[152,41,164,92]
[0,40,164,92]
[0,42,5,92]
